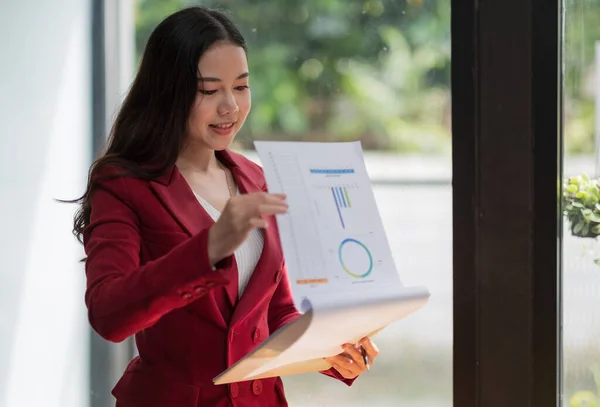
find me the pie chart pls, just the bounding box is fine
[338,238,373,278]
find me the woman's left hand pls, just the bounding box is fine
[324,337,379,379]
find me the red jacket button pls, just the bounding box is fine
[193,286,205,294]
[230,383,239,398]
[253,328,261,343]
[252,380,263,395]
[181,292,192,299]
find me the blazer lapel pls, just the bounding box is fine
[223,155,284,327]
[149,167,213,236]
[149,165,239,307]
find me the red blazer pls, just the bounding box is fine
[83,149,353,407]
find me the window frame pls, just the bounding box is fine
[90,2,137,407]
[451,0,562,405]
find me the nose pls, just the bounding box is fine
[218,92,239,116]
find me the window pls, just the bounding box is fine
[562,0,600,405]
[135,1,452,405]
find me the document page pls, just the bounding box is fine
[254,141,404,312]
[213,141,431,384]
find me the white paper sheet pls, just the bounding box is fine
[212,141,431,385]
[254,141,405,312]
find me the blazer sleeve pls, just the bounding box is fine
[83,175,235,343]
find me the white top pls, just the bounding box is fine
[195,192,264,297]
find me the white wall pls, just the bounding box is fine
[0,1,92,406]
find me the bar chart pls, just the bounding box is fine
[331,186,352,228]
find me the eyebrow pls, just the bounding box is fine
[198,72,249,82]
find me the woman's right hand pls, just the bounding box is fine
[207,192,288,266]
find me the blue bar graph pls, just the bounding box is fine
[331,186,351,228]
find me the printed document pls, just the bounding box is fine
[213,141,430,384]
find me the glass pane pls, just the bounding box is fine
[135,1,452,406]
[562,1,600,406]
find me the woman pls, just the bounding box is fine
[74,6,379,407]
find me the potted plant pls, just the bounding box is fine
[571,390,597,407]
[570,363,600,407]
[563,174,600,238]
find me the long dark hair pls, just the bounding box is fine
[70,6,247,244]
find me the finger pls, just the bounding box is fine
[343,344,366,367]
[333,364,356,379]
[266,193,287,200]
[326,354,353,367]
[324,356,357,378]
[247,191,286,201]
[360,337,379,362]
[258,203,288,215]
[248,218,269,229]
[260,193,288,205]
[332,352,362,376]
[237,192,287,205]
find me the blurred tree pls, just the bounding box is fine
[563,0,600,154]
[135,0,451,153]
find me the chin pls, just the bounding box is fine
[206,134,236,151]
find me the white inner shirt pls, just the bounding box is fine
[194,191,264,297]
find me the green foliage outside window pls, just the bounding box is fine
[135,0,600,155]
[135,0,451,153]
[563,0,600,154]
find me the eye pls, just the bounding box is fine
[235,85,250,91]
[199,90,217,95]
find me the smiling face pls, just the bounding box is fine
[186,41,251,151]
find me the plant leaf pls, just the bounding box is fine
[582,223,590,236]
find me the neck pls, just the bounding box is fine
[176,144,220,173]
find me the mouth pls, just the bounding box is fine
[209,122,235,130]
